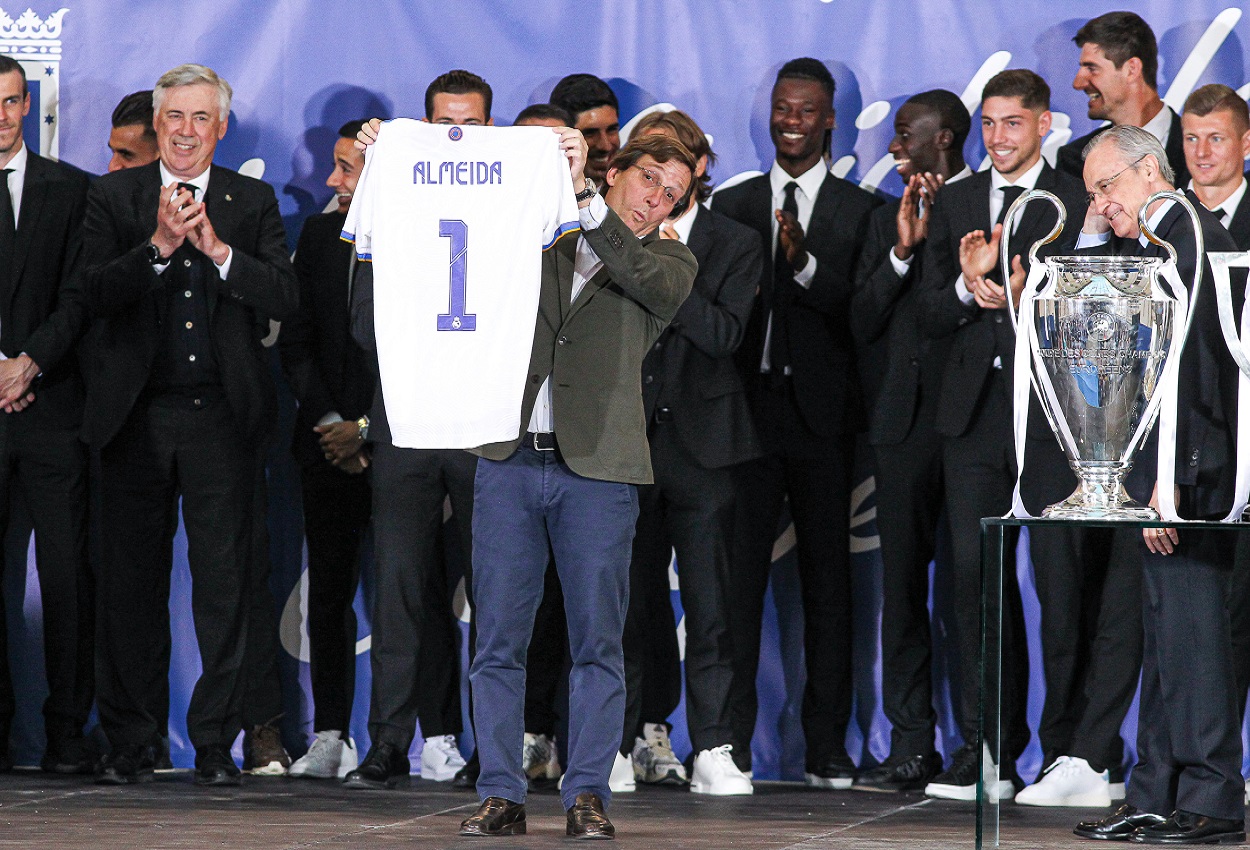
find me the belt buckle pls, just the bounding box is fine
[531,432,555,452]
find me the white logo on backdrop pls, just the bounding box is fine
[0,6,67,159]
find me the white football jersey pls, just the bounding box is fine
[343,119,580,449]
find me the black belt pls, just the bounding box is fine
[525,431,557,452]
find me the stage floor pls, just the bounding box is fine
[0,769,1120,849]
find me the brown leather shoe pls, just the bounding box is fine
[459,796,526,836]
[566,792,615,839]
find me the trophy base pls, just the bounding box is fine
[1042,472,1158,521]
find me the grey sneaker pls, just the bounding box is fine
[522,733,561,789]
[289,730,357,779]
[631,723,688,785]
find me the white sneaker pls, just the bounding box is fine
[631,724,688,785]
[1015,756,1111,808]
[289,730,358,779]
[1245,778,1250,806]
[420,734,465,782]
[924,742,1015,802]
[522,732,561,785]
[609,751,636,793]
[690,745,753,796]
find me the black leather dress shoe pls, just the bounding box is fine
[194,745,241,787]
[566,792,614,839]
[453,751,480,790]
[95,744,156,785]
[343,741,409,790]
[42,736,93,775]
[1075,804,1167,840]
[459,797,526,836]
[1129,810,1245,844]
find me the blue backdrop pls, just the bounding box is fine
[2,0,1249,781]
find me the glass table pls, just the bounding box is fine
[977,516,1243,849]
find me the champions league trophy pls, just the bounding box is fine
[1003,189,1203,519]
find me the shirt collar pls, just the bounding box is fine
[769,158,827,203]
[666,201,699,244]
[946,165,973,185]
[1137,198,1176,249]
[990,156,1045,192]
[160,161,211,196]
[1142,105,1174,146]
[4,140,27,177]
[1188,175,1248,223]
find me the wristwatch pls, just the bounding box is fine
[356,415,370,441]
[574,178,597,203]
[144,240,168,265]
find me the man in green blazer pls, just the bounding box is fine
[460,131,697,840]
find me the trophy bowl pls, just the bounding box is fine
[1003,189,1202,520]
[1030,257,1172,518]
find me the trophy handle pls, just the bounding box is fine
[1139,190,1203,356]
[1001,189,1066,334]
[1208,251,1250,378]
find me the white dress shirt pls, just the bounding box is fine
[1,141,27,226]
[760,160,825,373]
[955,156,1047,306]
[1188,176,1248,229]
[888,165,973,278]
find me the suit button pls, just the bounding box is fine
[183,259,192,268]
[995,315,1003,323]
[910,357,920,366]
[1191,449,1200,460]
[185,321,193,329]
[189,354,196,362]
[531,374,541,384]
[184,290,192,298]
[644,375,653,384]
[193,398,203,408]
[557,336,569,346]
[654,342,662,350]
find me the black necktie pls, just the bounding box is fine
[770,180,799,377]
[0,168,15,316]
[990,185,1025,283]
[178,181,198,199]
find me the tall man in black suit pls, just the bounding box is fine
[714,57,882,788]
[1057,11,1188,187]
[850,89,970,793]
[918,69,1088,801]
[1073,126,1245,845]
[278,120,374,780]
[1180,87,1250,794]
[81,63,298,787]
[342,72,502,792]
[0,55,92,775]
[618,109,762,795]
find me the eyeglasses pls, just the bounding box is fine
[631,164,684,205]
[1086,155,1146,205]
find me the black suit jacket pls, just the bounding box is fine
[919,163,1087,440]
[79,160,297,449]
[280,211,375,468]
[1096,193,1240,518]
[852,198,949,446]
[641,205,763,469]
[1056,108,1190,188]
[713,170,882,438]
[1224,173,1250,251]
[4,152,90,430]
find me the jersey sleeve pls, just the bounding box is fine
[341,134,379,261]
[542,135,582,251]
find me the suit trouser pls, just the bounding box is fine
[1128,529,1243,821]
[1228,534,1250,719]
[471,444,637,810]
[300,462,371,734]
[241,465,284,731]
[366,443,472,751]
[95,397,253,750]
[524,563,566,739]
[730,381,853,769]
[1021,438,1140,773]
[941,376,1029,761]
[622,425,736,755]
[872,418,943,759]
[0,417,91,746]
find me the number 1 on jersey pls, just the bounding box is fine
[437,219,476,331]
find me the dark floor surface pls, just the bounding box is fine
[0,768,1132,849]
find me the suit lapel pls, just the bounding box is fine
[1226,176,1250,250]
[808,175,846,243]
[200,166,239,322]
[1012,164,1062,262]
[11,153,49,290]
